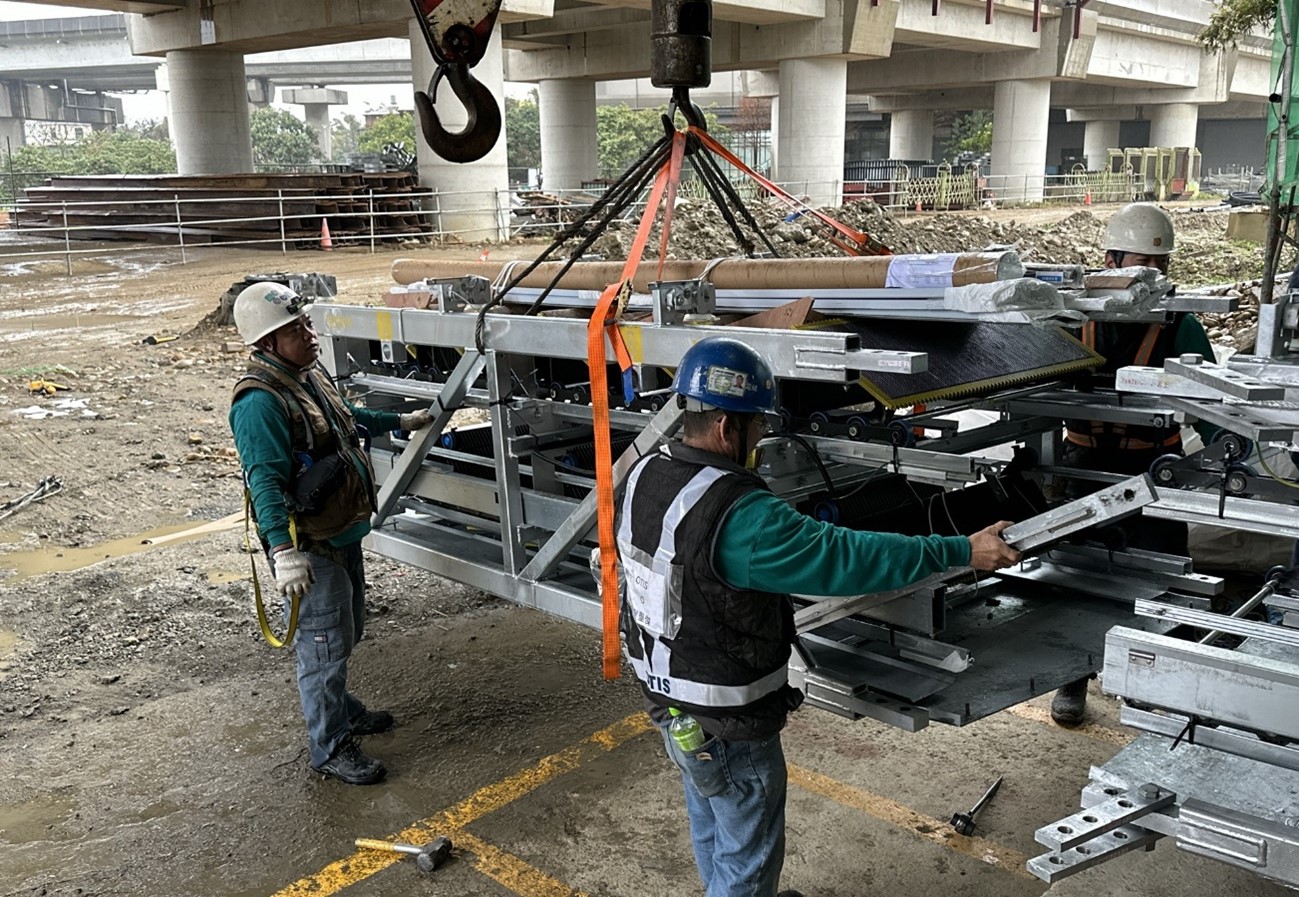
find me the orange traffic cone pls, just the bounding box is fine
[320,218,333,251]
[1083,189,1092,206]
[478,248,491,262]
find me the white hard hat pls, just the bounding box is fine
[1103,203,1175,256]
[233,282,312,344]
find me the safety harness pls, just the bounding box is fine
[1066,321,1181,451]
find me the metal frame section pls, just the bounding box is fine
[313,272,1299,889]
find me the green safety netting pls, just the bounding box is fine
[1267,0,1299,202]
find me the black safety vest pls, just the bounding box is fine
[617,442,800,741]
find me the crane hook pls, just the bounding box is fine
[414,63,501,164]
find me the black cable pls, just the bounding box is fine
[693,146,781,258]
[777,431,836,498]
[473,134,674,351]
[688,152,755,257]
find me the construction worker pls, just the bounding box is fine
[617,337,1021,897]
[1050,202,1215,727]
[228,282,432,785]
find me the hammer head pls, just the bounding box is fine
[949,812,976,836]
[414,836,453,875]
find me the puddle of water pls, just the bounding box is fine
[205,570,249,585]
[0,522,213,583]
[0,794,74,844]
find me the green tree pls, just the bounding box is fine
[330,113,363,160]
[505,92,541,173]
[943,110,993,160]
[1199,0,1275,51]
[249,107,321,168]
[595,104,724,178]
[358,112,416,156]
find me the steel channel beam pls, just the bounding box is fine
[1002,474,1156,553]
[1133,600,1299,648]
[1164,358,1287,402]
[316,303,927,379]
[1147,489,1299,540]
[1165,397,1299,442]
[1006,392,1178,427]
[1178,799,1299,884]
[371,350,486,525]
[1229,356,1299,387]
[793,571,963,633]
[519,400,683,584]
[1115,365,1231,400]
[802,434,985,482]
[1119,705,1299,773]
[1034,786,1175,852]
[487,352,528,575]
[1103,626,1299,740]
[348,371,491,406]
[365,520,602,629]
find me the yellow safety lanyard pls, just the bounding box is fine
[244,490,301,649]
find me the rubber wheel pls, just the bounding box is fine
[1149,453,1184,486]
[1211,430,1255,461]
[888,420,916,447]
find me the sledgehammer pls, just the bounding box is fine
[355,835,452,874]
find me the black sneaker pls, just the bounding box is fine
[351,709,395,736]
[1050,678,1089,727]
[312,738,387,785]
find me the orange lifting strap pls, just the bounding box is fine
[589,127,890,679]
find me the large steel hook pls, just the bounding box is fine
[414,63,502,165]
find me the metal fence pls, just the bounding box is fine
[1,169,1148,273]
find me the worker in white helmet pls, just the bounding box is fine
[228,282,432,784]
[1051,203,1215,726]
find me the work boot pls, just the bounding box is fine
[312,737,387,785]
[351,709,395,736]
[1050,678,1089,728]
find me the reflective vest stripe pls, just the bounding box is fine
[627,650,789,707]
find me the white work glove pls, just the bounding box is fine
[271,547,314,601]
[399,409,433,431]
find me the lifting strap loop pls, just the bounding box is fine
[244,490,300,649]
[591,132,683,680]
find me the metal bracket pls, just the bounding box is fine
[650,279,716,325]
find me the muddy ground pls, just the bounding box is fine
[0,209,1292,897]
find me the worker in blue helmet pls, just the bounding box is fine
[616,336,1021,897]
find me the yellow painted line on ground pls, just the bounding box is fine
[271,712,653,897]
[1003,702,1133,747]
[788,763,1035,879]
[455,831,590,897]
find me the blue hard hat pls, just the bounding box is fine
[672,337,778,415]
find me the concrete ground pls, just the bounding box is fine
[3,577,1293,897]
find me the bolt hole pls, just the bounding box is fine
[1104,788,1120,795]
[1049,857,1064,865]
[1076,846,1092,856]
[1113,831,1129,841]
[1082,815,1098,823]
[1117,799,1133,808]
[1057,825,1073,834]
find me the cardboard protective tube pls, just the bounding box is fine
[390,252,1021,294]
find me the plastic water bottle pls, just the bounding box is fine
[668,707,705,752]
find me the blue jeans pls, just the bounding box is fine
[273,542,368,767]
[660,725,788,897]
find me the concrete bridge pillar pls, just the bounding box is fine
[774,57,847,206]
[538,79,597,190]
[991,79,1050,202]
[0,116,22,150]
[282,87,348,160]
[1150,103,1198,149]
[409,17,509,240]
[888,109,933,161]
[166,49,254,174]
[1083,119,1119,170]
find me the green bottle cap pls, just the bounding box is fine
[668,707,681,717]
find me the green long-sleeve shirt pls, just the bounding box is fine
[713,489,971,596]
[230,364,399,550]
